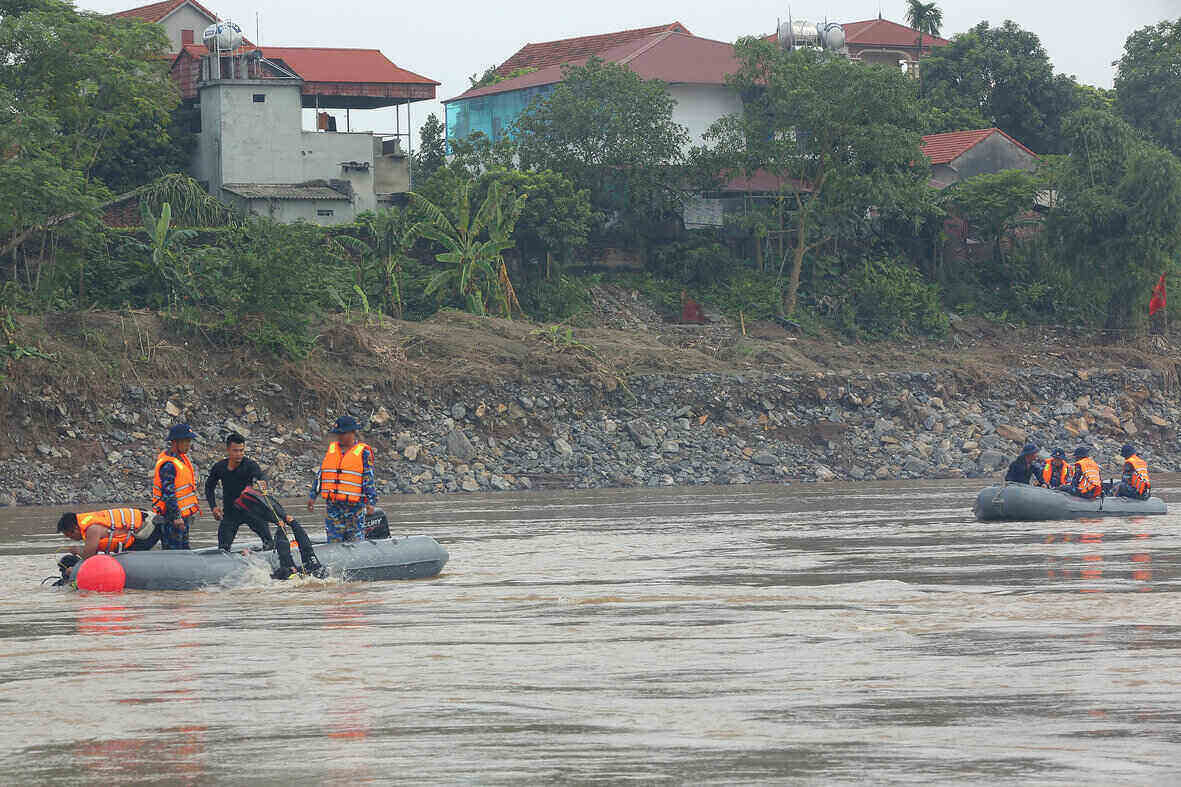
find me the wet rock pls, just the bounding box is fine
[626,419,657,449]
[977,450,1006,471]
[445,429,476,461]
[902,458,929,475]
[994,424,1025,442]
[460,477,479,492]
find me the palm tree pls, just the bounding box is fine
[905,0,943,57]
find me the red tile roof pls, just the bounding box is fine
[843,18,950,48]
[259,47,439,85]
[176,43,439,86]
[448,31,737,102]
[114,0,218,23]
[722,170,812,193]
[495,22,690,76]
[920,128,1037,165]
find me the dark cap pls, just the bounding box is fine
[1051,448,1066,459]
[167,423,198,441]
[329,415,362,434]
[1120,444,1136,458]
[1021,443,1039,456]
[1073,446,1090,459]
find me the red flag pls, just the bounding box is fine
[1149,273,1167,316]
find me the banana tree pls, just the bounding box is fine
[410,180,526,317]
[138,201,197,312]
[361,208,421,319]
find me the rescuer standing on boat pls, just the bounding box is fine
[307,415,377,542]
[206,432,274,551]
[152,424,201,549]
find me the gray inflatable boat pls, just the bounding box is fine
[974,484,1167,521]
[68,535,449,590]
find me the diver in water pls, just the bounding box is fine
[232,483,327,580]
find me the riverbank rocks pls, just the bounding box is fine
[2,366,1179,505]
[445,428,476,462]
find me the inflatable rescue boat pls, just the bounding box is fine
[974,483,1167,521]
[65,534,448,590]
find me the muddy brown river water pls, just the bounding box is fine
[2,478,1180,784]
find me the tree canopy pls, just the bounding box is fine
[920,20,1082,153]
[514,57,689,240]
[706,38,930,315]
[1048,109,1181,327]
[0,0,180,261]
[1114,18,1181,159]
[413,113,448,185]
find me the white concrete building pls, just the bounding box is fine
[115,0,439,225]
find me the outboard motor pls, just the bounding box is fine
[363,508,390,540]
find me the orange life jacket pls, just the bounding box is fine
[77,508,145,553]
[1125,455,1150,496]
[319,442,372,504]
[1073,456,1102,498]
[152,451,201,517]
[1041,459,1069,487]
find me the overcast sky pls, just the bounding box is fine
[83,0,1181,143]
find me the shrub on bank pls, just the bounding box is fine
[844,258,948,338]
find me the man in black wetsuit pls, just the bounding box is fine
[234,483,326,579]
[1004,443,1041,484]
[206,432,274,551]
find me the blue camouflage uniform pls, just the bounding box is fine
[308,445,377,542]
[156,456,192,550]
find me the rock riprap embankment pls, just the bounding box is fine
[0,367,1176,506]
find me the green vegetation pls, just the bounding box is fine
[919,20,1089,154]
[2,0,1180,360]
[1114,19,1181,159]
[707,38,931,316]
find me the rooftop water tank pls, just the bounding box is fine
[818,22,846,51]
[203,21,243,52]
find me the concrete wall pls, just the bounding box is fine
[225,193,354,224]
[949,133,1038,180]
[668,84,744,149]
[160,5,213,53]
[297,131,375,214]
[193,81,304,193]
[373,138,410,194]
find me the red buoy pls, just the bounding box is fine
[75,554,126,592]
